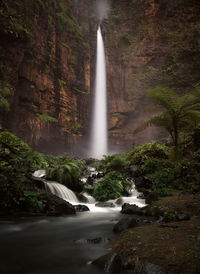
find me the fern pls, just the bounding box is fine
[134,86,200,155]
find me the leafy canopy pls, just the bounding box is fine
[135,86,200,152]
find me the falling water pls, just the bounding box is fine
[45,181,79,204]
[90,25,108,159]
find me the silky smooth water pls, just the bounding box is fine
[90,26,108,159]
[0,212,118,274]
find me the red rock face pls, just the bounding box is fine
[104,0,200,151]
[2,0,96,156]
[1,0,200,155]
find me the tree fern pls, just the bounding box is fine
[135,86,200,155]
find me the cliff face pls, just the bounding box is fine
[1,0,200,155]
[0,0,96,155]
[105,0,200,150]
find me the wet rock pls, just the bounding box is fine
[75,192,88,203]
[95,202,116,208]
[30,177,45,190]
[75,237,111,244]
[135,176,153,189]
[145,192,159,204]
[74,204,89,212]
[176,213,190,221]
[96,172,104,178]
[113,216,137,233]
[116,198,124,205]
[121,203,144,215]
[137,193,145,199]
[135,262,167,274]
[86,176,94,185]
[47,195,76,215]
[93,252,167,274]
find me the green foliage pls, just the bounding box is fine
[100,155,130,174]
[65,120,82,136]
[45,159,84,192]
[0,130,86,213]
[135,86,200,155]
[58,79,67,87]
[109,129,124,134]
[0,84,12,112]
[19,191,47,213]
[127,142,168,165]
[56,2,85,47]
[93,171,132,201]
[37,113,58,123]
[0,0,33,40]
[0,130,48,212]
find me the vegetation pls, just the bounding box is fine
[0,130,85,213]
[45,154,85,192]
[135,86,200,156]
[36,113,58,123]
[93,171,132,201]
[0,84,12,112]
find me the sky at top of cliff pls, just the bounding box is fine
[95,0,110,22]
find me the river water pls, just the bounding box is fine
[0,211,119,274]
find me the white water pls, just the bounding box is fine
[45,181,79,204]
[44,180,145,213]
[90,26,108,159]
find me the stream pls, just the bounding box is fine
[0,167,145,274]
[0,211,119,274]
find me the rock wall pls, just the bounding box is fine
[0,0,96,155]
[1,0,200,155]
[104,0,200,151]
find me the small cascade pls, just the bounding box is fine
[44,181,79,204]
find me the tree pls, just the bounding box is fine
[134,86,200,155]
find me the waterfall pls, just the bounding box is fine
[45,181,79,204]
[90,25,108,159]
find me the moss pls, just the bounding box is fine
[60,42,72,54]
[109,129,124,135]
[65,120,82,136]
[58,79,67,87]
[36,113,58,123]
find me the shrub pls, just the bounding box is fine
[92,171,132,201]
[46,162,83,192]
[127,142,168,165]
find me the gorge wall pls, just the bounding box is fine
[105,0,200,151]
[0,0,96,155]
[1,0,200,155]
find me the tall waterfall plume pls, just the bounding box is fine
[90,25,108,159]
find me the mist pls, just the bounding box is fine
[95,0,110,22]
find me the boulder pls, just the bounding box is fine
[121,203,144,215]
[135,176,153,189]
[116,198,124,205]
[96,172,104,178]
[145,192,159,204]
[93,252,167,274]
[75,192,88,203]
[74,204,90,212]
[95,202,116,208]
[47,194,76,215]
[176,213,190,221]
[86,176,94,185]
[113,216,137,233]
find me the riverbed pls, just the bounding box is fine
[0,211,119,274]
